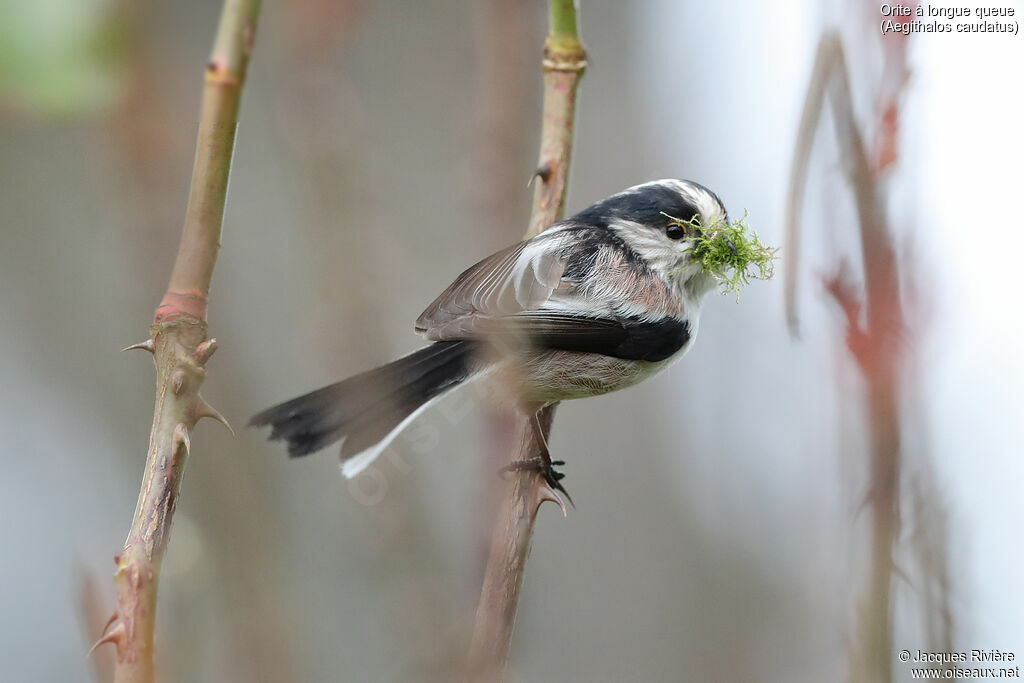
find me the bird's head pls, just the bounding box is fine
[571,179,728,298]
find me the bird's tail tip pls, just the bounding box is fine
[251,341,476,473]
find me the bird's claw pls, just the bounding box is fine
[500,457,573,507]
[499,411,574,507]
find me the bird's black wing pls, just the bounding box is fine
[415,225,684,359]
[503,312,690,362]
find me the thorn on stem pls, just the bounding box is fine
[192,338,218,366]
[536,481,569,517]
[531,163,553,186]
[171,370,186,395]
[172,423,191,456]
[194,396,234,435]
[87,622,126,658]
[100,610,118,637]
[122,339,155,354]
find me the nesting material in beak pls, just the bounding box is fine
[664,211,778,299]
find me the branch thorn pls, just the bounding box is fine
[99,610,118,637]
[195,396,234,435]
[172,370,186,395]
[529,163,553,188]
[122,339,155,354]
[536,481,569,516]
[173,423,191,456]
[192,338,218,366]
[87,622,126,658]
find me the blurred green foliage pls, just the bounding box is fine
[0,0,128,117]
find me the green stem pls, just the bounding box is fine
[548,0,578,39]
[158,0,262,323]
[526,0,586,239]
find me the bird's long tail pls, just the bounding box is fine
[250,341,478,477]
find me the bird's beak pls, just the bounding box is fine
[724,238,738,256]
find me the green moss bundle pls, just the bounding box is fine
[663,211,777,298]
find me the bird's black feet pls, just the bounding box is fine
[497,408,574,508]
[500,457,573,507]
[502,457,565,486]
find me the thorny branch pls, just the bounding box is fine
[92,1,262,681]
[466,0,585,679]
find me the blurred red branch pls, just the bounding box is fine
[788,11,955,675]
[785,30,907,683]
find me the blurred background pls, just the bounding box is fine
[2,0,1022,681]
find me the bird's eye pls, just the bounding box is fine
[666,224,686,240]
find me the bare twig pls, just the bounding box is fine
[466,1,585,679]
[94,1,262,680]
[782,34,838,337]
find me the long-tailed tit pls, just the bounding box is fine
[251,179,728,488]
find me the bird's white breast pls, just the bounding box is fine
[520,314,699,403]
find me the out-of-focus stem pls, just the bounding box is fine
[466,1,585,679]
[786,32,904,683]
[826,38,902,683]
[782,35,837,337]
[93,2,262,681]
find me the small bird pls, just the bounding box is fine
[251,179,728,487]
